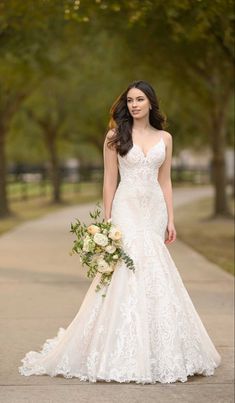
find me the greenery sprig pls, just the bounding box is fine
[70,203,135,297]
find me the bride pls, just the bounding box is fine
[19,80,221,383]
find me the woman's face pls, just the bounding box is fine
[126,88,151,119]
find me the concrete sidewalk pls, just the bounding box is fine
[0,186,234,403]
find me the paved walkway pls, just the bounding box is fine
[0,186,233,403]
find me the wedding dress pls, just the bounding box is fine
[19,132,221,383]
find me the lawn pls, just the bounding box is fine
[175,196,234,275]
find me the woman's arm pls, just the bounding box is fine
[103,130,119,221]
[158,131,177,244]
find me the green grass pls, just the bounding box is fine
[0,182,102,236]
[175,196,234,275]
[7,181,83,201]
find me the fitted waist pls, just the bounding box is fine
[118,178,163,196]
[119,177,160,187]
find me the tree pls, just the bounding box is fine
[24,80,78,204]
[0,76,29,216]
[0,0,77,215]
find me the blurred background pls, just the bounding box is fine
[0,0,234,275]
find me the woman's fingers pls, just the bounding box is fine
[171,230,176,243]
[165,228,177,244]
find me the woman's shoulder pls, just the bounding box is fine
[159,130,172,143]
[105,128,117,141]
[104,128,118,153]
[151,127,172,140]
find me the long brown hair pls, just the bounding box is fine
[107,80,166,156]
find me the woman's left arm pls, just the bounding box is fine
[158,131,177,244]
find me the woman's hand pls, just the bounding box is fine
[165,221,177,244]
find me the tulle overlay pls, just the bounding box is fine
[19,135,221,383]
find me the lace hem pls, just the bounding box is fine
[19,326,221,384]
[19,364,220,384]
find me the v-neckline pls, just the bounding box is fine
[133,137,164,158]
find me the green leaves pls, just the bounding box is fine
[121,250,135,272]
[89,201,102,221]
[70,203,136,297]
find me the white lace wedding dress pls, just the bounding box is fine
[19,133,221,383]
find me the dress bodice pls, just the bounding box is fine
[117,137,166,187]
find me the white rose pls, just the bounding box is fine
[87,225,100,235]
[97,258,114,273]
[94,233,108,247]
[108,226,122,241]
[105,244,116,254]
[112,254,119,260]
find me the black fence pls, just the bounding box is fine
[7,164,103,202]
[7,163,213,202]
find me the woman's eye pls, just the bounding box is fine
[127,98,144,103]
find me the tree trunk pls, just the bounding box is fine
[210,94,231,217]
[0,126,10,217]
[0,92,29,218]
[45,130,62,204]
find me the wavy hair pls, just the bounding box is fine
[106,80,166,156]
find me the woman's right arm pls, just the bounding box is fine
[103,130,118,221]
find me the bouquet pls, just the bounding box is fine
[70,204,135,297]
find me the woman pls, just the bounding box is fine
[19,80,221,383]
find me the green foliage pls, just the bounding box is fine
[1,0,234,154]
[0,0,234,216]
[70,203,135,296]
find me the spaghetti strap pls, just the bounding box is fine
[160,131,165,147]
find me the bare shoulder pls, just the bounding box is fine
[104,128,117,154]
[161,130,172,142]
[152,127,172,143]
[105,128,117,141]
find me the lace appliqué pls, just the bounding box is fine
[19,137,221,383]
